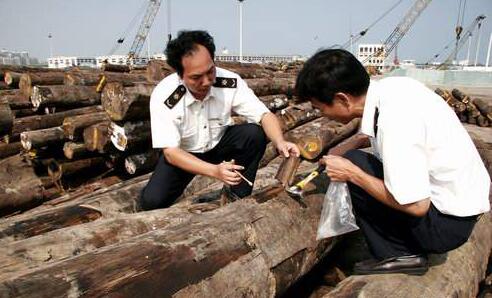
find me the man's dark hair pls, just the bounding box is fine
[295,49,369,104]
[165,30,216,76]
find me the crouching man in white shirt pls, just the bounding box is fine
[295,49,490,275]
[141,30,299,210]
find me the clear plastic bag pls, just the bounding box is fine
[316,181,359,240]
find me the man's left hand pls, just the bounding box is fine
[276,140,300,158]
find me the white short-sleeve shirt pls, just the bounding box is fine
[149,67,270,153]
[360,77,490,217]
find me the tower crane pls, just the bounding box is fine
[108,0,162,64]
[363,0,432,64]
[128,0,162,61]
[437,15,486,69]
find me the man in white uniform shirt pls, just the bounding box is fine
[295,49,490,275]
[141,30,299,210]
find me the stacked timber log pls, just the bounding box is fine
[435,88,491,127]
[0,60,324,216]
[0,114,361,296]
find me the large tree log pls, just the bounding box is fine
[434,88,467,114]
[0,154,296,243]
[30,85,100,111]
[62,112,110,140]
[0,155,45,212]
[277,102,321,131]
[82,121,112,153]
[0,142,22,159]
[101,82,154,121]
[0,172,334,297]
[3,71,22,88]
[101,63,131,72]
[18,72,65,96]
[260,117,359,167]
[0,99,13,136]
[0,92,32,109]
[64,70,149,86]
[110,120,151,151]
[63,142,91,159]
[246,78,296,97]
[146,59,174,82]
[20,126,65,150]
[11,105,104,140]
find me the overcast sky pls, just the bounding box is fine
[1,0,491,64]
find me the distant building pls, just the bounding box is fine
[47,56,97,69]
[357,44,387,72]
[0,49,37,65]
[95,55,152,67]
[215,54,303,64]
[400,59,417,69]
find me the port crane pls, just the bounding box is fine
[437,15,486,69]
[362,0,432,65]
[108,0,162,63]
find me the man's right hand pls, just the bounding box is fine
[215,161,244,185]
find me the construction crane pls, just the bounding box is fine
[128,0,162,61]
[437,15,486,69]
[363,0,432,64]
[108,0,162,63]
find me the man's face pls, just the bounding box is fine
[310,97,355,124]
[181,44,216,100]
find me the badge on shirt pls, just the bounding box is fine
[164,85,186,109]
[213,77,237,88]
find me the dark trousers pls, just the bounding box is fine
[343,149,478,260]
[141,123,267,210]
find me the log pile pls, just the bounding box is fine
[0,60,326,216]
[0,60,491,296]
[435,88,491,127]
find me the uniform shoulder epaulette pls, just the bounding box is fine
[213,77,237,88]
[164,85,186,109]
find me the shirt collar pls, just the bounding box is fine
[182,84,217,107]
[360,80,380,138]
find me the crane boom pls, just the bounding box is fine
[383,0,432,56]
[363,0,432,64]
[128,0,162,61]
[437,15,486,69]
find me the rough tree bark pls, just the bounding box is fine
[0,173,334,297]
[19,72,65,97]
[62,112,110,140]
[11,105,104,140]
[101,82,154,121]
[30,85,100,111]
[20,126,65,150]
[0,155,45,212]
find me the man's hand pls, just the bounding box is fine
[214,161,244,185]
[321,154,359,182]
[275,140,300,158]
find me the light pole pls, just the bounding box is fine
[486,32,492,70]
[474,21,483,66]
[238,0,244,63]
[48,33,53,58]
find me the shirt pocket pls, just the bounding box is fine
[180,126,198,149]
[209,117,228,142]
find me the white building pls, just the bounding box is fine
[215,54,303,64]
[357,44,386,72]
[95,55,152,68]
[47,56,97,69]
[0,49,37,65]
